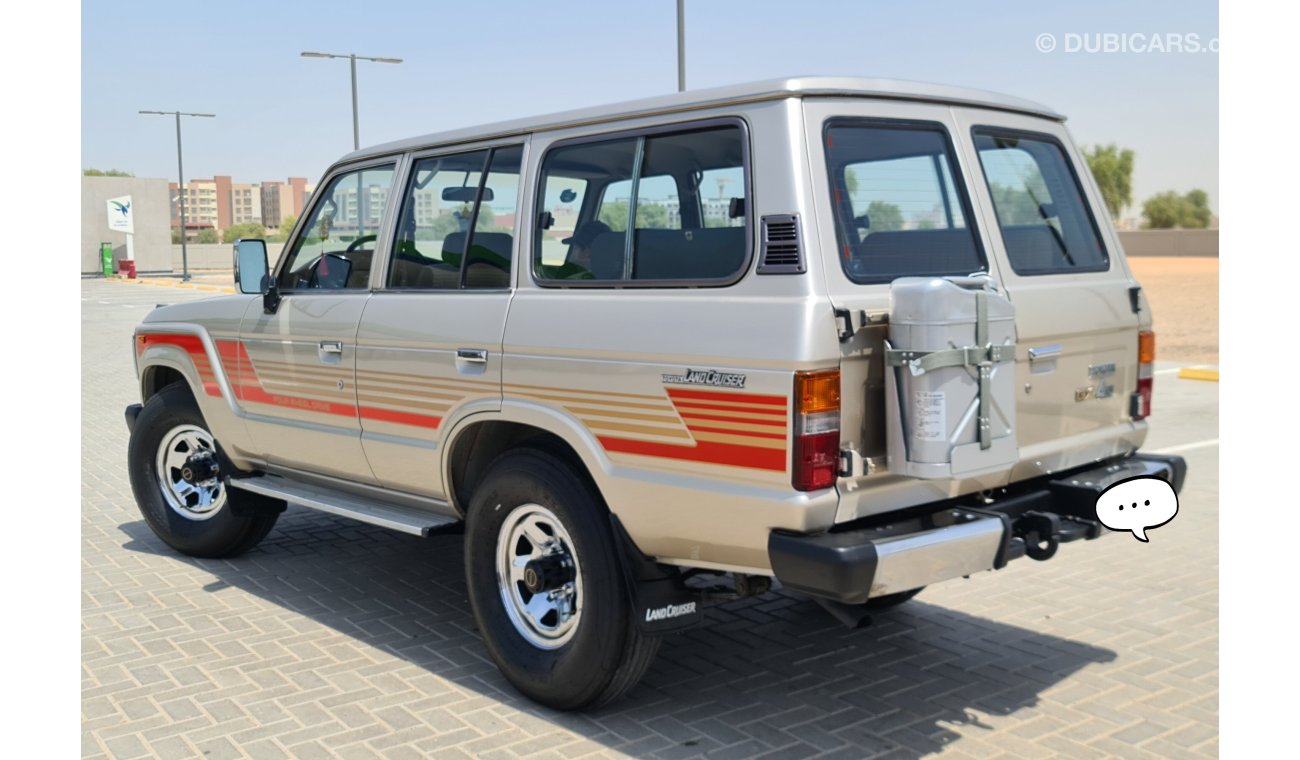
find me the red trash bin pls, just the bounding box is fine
[119,260,137,279]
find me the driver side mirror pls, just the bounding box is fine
[233,239,280,314]
[233,239,269,294]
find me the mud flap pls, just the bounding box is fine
[609,516,703,634]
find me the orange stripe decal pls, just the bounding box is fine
[666,388,787,406]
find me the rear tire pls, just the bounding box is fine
[464,448,659,710]
[127,383,281,558]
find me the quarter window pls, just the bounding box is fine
[534,124,748,284]
[972,129,1108,274]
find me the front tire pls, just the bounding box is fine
[127,383,281,558]
[464,448,660,710]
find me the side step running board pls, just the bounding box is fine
[228,475,458,536]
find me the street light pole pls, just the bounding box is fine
[301,51,402,151]
[677,0,686,92]
[139,109,215,281]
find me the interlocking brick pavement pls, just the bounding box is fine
[82,279,1218,758]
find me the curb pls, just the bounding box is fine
[104,276,235,294]
[1177,368,1219,382]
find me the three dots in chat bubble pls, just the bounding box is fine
[1094,476,1179,542]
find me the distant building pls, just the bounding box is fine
[261,177,314,229]
[168,176,313,237]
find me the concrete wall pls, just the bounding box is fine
[1118,229,1218,257]
[169,242,287,271]
[81,176,173,273]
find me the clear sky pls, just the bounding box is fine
[82,0,1218,219]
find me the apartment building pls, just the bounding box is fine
[261,177,313,229]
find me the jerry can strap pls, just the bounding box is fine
[884,290,1015,450]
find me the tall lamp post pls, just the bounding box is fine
[139,110,215,281]
[677,0,686,92]
[300,51,403,151]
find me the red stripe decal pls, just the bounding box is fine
[358,406,442,429]
[598,436,785,472]
[139,334,224,397]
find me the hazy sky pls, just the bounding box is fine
[82,0,1218,218]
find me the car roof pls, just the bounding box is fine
[340,76,1064,164]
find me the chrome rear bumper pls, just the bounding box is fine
[768,452,1185,604]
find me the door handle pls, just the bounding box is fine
[1028,344,1061,361]
[319,341,343,355]
[456,348,488,364]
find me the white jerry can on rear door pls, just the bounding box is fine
[884,275,1018,479]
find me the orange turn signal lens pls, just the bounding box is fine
[795,370,841,414]
[1138,331,1156,364]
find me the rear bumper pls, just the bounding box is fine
[768,452,1185,604]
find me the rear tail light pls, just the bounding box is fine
[1133,330,1155,420]
[793,369,840,491]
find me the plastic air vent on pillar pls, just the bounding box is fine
[757,214,805,274]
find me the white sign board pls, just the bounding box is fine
[106,195,134,234]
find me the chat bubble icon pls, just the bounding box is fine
[1095,476,1178,542]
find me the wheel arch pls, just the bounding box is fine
[442,404,615,519]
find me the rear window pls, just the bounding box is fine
[533,122,749,285]
[824,120,985,284]
[972,129,1109,275]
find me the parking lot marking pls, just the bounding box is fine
[1178,367,1219,382]
[1152,437,1218,455]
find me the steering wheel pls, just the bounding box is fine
[346,234,377,253]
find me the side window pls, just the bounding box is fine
[278,164,395,290]
[823,122,984,283]
[973,130,1108,274]
[534,123,749,284]
[387,145,522,290]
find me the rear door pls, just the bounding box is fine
[354,142,524,498]
[951,108,1143,475]
[802,98,1004,489]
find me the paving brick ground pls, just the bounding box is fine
[82,279,1218,758]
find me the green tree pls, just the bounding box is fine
[598,201,671,230]
[195,228,219,244]
[599,201,630,231]
[268,214,298,242]
[864,201,904,232]
[171,227,182,244]
[84,168,134,177]
[1083,144,1135,220]
[222,222,267,243]
[988,183,1042,225]
[1141,190,1213,229]
[845,168,859,196]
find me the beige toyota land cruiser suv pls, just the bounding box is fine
[125,77,1186,710]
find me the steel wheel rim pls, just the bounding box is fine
[155,424,226,521]
[495,503,583,650]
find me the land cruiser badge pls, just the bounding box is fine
[661,368,747,388]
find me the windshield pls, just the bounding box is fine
[823,120,985,284]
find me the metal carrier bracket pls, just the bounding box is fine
[883,289,1015,450]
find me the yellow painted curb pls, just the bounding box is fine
[1178,368,1219,382]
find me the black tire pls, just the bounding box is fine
[127,383,282,559]
[464,448,660,710]
[863,586,924,611]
